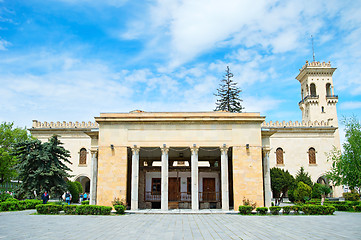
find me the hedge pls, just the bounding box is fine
[269,206,281,215]
[75,205,112,215]
[114,205,126,214]
[238,205,253,215]
[355,205,361,212]
[256,207,268,215]
[63,205,77,215]
[301,205,335,215]
[81,200,90,205]
[36,204,63,214]
[23,199,42,209]
[290,205,301,214]
[282,206,291,214]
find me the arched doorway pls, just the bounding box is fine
[75,175,90,193]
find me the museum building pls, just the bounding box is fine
[29,61,341,211]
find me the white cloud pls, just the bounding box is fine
[339,101,361,110]
[0,39,10,51]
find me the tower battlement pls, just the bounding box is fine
[299,61,331,71]
[32,120,99,129]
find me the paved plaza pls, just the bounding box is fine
[1,210,361,240]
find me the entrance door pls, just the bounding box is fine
[169,178,180,201]
[203,178,216,201]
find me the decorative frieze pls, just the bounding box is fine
[32,120,98,129]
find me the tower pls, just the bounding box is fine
[296,61,339,127]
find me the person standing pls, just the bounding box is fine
[65,191,72,205]
[83,192,87,201]
[41,191,50,204]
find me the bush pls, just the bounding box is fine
[294,182,312,203]
[112,197,126,207]
[282,206,291,214]
[290,205,301,214]
[242,198,257,210]
[343,191,360,201]
[0,199,25,211]
[256,207,268,215]
[301,205,335,215]
[114,205,126,214]
[36,204,63,214]
[355,205,361,212]
[23,199,42,209]
[74,181,83,195]
[63,205,77,215]
[238,205,253,215]
[81,200,90,205]
[76,205,112,215]
[0,193,13,202]
[67,181,80,203]
[269,206,281,215]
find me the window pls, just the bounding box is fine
[152,178,161,195]
[310,83,317,97]
[326,83,332,96]
[276,148,284,165]
[79,148,87,165]
[187,177,191,193]
[308,147,316,164]
[321,106,325,113]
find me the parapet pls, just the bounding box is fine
[299,61,331,71]
[262,120,331,128]
[32,120,99,129]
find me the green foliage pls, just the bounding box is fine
[238,205,253,215]
[355,205,361,212]
[0,198,25,211]
[293,182,312,203]
[312,184,331,199]
[0,193,13,202]
[343,190,360,201]
[75,205,112,215]
[74,181,83,194]
[290,205,301,214]
[270,167,295,198]
[282,206,291,214]
[112,197,126,207]
[242,198,256,210]
[269,206,281,215]
[214,66,244,112]
[256,207,268,215]
[295,167,313,188]
[326,117,361,189]
[36,204,63,214]
[301,205,335,215]
[114,204,126,214]
[23,199,42,209]
[13,135,72,198]
[81,200,90,205]
[0,122,31,184]
[67,181,80,203]
[63,205,77,215]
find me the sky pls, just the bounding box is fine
[0,0,361,139]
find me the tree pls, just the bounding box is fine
[293,181,312,203]
[295,167,313,187]
[0,122,31,184]
[270,167,295,204]
[326,117,361,190]
[13,135,72,198]
[214,66,244,112]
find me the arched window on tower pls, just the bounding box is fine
[79,148,87,165]
[308,147,316,164]
[276,148,284,165]
[310,83,317,97]
[326,83,332,97]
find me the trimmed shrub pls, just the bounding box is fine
[269,206,281,215]
[81,200,90,205]
[23,199,42,209]
[355,205,361,212]
[282,206,291,214]
[0,193,13,202]
[67,181,80,203]
[343,191,360,201]
[74,181,83,195]
[301,205,335,215]
[76,205,112,215]
[294,182,312,203]
[238,205,253,215]
[290,205,301,214]
[256,207,268,215]
[63,205,77,215]
[36,204,63,214]
[0,199,25,211]
[114,205,126,214]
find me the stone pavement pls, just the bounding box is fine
[1,210,361,239]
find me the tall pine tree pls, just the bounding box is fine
[214,66,244,112]
[13,135,72,198]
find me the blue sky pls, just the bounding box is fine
[1,0,361,138]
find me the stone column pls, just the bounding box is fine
[220,145,229,211]
[131,146,140,210]
[161,145,169,211]
[263,148,272,208]
[90,150,98,205]
[191,145,199,210]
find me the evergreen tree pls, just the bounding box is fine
[214,66,244,112]
[295,167,313,187]
[13,135,72,198]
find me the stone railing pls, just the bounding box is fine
[262,120,330,128]
[300,61,331,71]
[32,120,99,129]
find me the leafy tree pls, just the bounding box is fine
[293,181,312,203]
[326,117,361,190]
[312,183,332,199]
[295,167,313,187]
[0,122,31,184]
[67,181,82,203]
[270,167,295,203]
[214,66,244,112]
[13,135,72,198]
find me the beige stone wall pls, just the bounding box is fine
[232,146,264,210]
[96,146,128,206]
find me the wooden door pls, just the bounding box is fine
[168,178,180,201]
[203,178,216,201]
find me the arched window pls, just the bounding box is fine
[308,147,316,164]
[310,83,317,97]
[326,83,332,96]
[276,148,284,165]
[79,148,87,165]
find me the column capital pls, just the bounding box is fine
[161,145,169,154]
[220,145,229,154]
[131,145,140,154]
[190,145,199,154]
[262,147,271,154]
[90,148,98,155]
